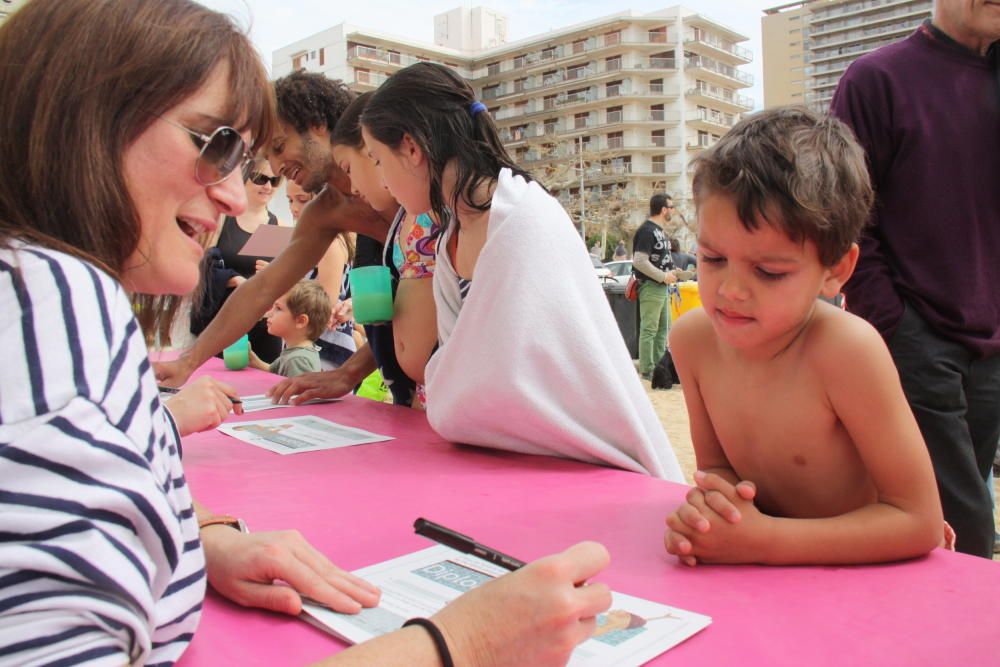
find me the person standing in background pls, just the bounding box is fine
[613,239,628,261]
[830,0,1000,557]
[632,193,677,380]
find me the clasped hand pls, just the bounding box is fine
[163,376,242,436]
[664,471,766,565]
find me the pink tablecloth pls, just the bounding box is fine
[176,360,1000,666]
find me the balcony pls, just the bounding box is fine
[685,85,754,110]
[685,55,753,86]
[690,108,738,129]
[808,17,923,51]
[683,33,753,63]
[809,0,925,24]
[352,69,391,89]
[808,3,930,38]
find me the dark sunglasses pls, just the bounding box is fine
[247,172,282,187]
[159,116,251,186]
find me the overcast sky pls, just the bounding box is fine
[200,0,780,109]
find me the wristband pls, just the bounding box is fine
[198,515,249,533]
[403,617,454,667]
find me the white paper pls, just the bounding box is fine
[237,394,339,413]
[217,415,392,455]
[302,545,711,666]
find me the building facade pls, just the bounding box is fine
[273,6,753,234]
[762,0,932,111]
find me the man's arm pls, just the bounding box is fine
[829,64,904,338]
[267,342,377,405]
[155,187,391,386]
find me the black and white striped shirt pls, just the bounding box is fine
[0,243,205,666]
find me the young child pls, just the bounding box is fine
[250,281,332,378]
[664,107,944,565]
[358,62,683,480]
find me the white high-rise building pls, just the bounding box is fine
[273,6,753,231]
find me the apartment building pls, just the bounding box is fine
[0,0,29,27]
[762,0,931,111]
[273,6,753,229]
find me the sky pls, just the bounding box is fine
[200,0,781,110]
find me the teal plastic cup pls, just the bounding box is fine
[223,334,249,370]
[350,265,394,325]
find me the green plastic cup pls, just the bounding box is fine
[223,334,249,370]
[350,265,394,324]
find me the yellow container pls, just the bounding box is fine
[670,281,702,322]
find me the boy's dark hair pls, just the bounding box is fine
[285,280,332,341]
[669,238,680,253]
[273,70,355,135]
[649,193,672,216]
[691,106,873,267]
[331,91,373,149]
[361,62,535,231]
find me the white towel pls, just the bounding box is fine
[425,169,683,480]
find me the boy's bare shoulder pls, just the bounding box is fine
[805,302,891,371]
[669,306,714,352]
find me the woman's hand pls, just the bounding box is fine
[200,526,381,615]
[332,298,354,326]
[163,376,242,436]
[433,542,612,667]
[255,260,270,273]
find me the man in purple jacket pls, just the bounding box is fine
[831,0,1000,557]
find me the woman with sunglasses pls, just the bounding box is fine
[0,1,610,665]
[199,157,286,363]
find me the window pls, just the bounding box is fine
[292,55,303,69]
[514,77,528,93]
[311,51,317,59]
[606,80,624,97]
[541,46,558,60]
[388,50,401,65]
[649,27,667,43]
[607,105,623,123]
[605,55,622,72]
[572,39,588,54]
[511,124,528,141]
[319,48,325,66]
[650,77,664,94]
[607,131,624,149]
[544,117,559,134]
[487,61,500,76]
[650,103,665,121]
[543,94,558,110]
[574,112,590,129]
[482,84,500,100]
[514,100,528,115]
[543,69,561,85]
[355,68,371,84]
[567,64,589,80]
[651,129,665,147]
[514,53,528,68]
[652,155,667,174]
[605,30,621,46]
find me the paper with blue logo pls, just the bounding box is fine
[301,545,710,666]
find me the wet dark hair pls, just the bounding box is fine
[691,106,873,267]
[360,62,534,229]
[273,70,355,135]
[649,193,673,216]
[331,91,374,149]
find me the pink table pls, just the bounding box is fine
[177,360,1000,666]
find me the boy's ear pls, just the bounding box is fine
[294,313,310,330]
[820,242,859,299]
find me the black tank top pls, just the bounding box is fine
[215,212,278,279]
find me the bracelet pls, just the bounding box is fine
[403,617,454,667]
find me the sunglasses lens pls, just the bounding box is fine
[197,127,246,185]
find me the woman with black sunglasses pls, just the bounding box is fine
[194,157,287,362]
[0,1,610,665]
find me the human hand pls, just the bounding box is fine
[266,369,355,405]
[255,259,270,273]
[664,472,756,566]
[432,542,612,667]
[200,526,381,615]
[663,271,678,284]
[332,298,353,326]
[227,275,247,289]
[163,376,243,436]
[153,356,195,388]
[665,475,768,565]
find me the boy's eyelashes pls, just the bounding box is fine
[755,267,787,281]
[702,254,788,281]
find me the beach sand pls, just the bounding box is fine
[641,381,1000,561]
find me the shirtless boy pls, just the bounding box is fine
[664,107,944,566]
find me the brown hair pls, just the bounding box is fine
[691,106,873,266]
[0,0,274,345]
[285,281,333,341]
